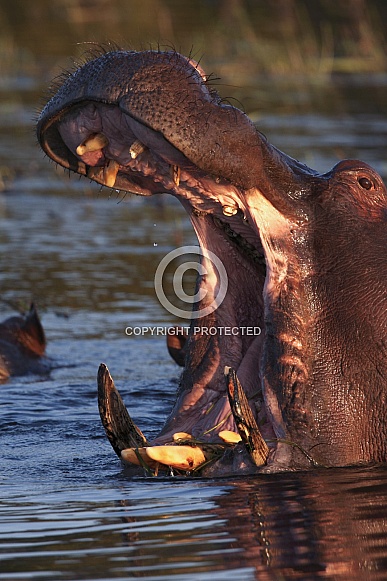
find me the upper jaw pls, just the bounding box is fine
[38,101,194,196]
[38,49,266,190]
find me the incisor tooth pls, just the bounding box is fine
[219,430,242,444]
[145,445,206,470]
[103,159,120,188]
[121,447,158,468]
[129,140,146,159]
[222,205,238,217]
[76,133,108,156]
[171,165,180,187]
[173,432,193,441]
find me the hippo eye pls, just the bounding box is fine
[358,177,373,190]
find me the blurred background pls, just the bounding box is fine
[2,1,387,78]
[2,0,387,99]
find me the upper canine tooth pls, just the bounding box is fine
[76,133,108,156]
[171,165,180,187]
[222,205,238,217]
[129,140,146,159]
[145,445,206,471]
[103,159,120,188]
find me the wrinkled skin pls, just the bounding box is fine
[0,304,47,381]
[37,50,387,474]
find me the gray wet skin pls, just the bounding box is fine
[37,49,387,473]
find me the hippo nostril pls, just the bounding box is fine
[358,177,373,190]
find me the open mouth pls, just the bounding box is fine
[37,49,316,475]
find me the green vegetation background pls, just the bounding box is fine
[1,0,386,85]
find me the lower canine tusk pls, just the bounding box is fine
[225,366,269,466]
[97,363,148,457]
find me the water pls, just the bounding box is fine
[1,4,387,577]
[2,465,387,580]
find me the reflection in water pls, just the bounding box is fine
[1,468,387,580]
[108,468,387,579]
[217,468,387,579]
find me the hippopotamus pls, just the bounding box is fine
[0,304,47,381]
[37,49,387,476]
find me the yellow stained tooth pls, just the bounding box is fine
[103,160,120,188]
[121,447,158,468]
[171,165,180,187]
[172,432,193,441]
[129,140,146,159]
[76,133,108,156]
[145,445,206,470]
[219,430,242,444]
[222,205,238,217]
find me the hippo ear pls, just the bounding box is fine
[21,304,46,356]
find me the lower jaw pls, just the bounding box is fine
[98,362,275,477]
[121,440,269,478]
